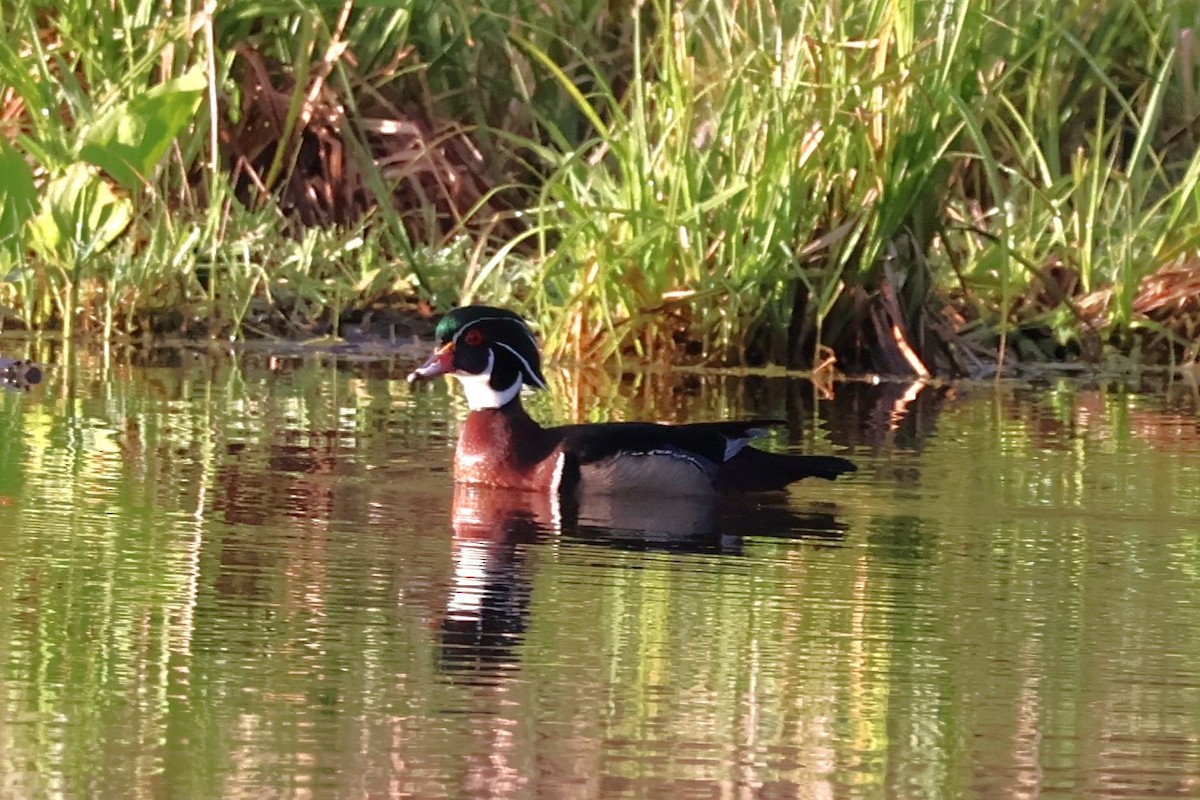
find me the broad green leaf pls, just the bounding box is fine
[0,138,37,260]
[27,163,133,267]
[79,65,207,191]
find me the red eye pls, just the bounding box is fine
[463,329,484,346]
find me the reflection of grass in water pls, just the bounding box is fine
[0,347,451,797]
[1,352,1200,793]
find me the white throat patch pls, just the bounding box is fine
[452,350,522,410]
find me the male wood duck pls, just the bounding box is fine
[407,306,857,495]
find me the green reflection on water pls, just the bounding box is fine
[2,345,1200,799]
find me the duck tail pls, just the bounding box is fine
[794,454,858,481]
[716,449,857,492]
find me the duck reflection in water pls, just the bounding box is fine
[437,485,551,678]
[436,483,847,680]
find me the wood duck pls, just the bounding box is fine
[407,306,857,495]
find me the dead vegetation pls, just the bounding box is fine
[221,45,525,247]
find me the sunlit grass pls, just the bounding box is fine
[1,0,1198,368]
[515,0,972,364]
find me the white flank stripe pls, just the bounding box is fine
[723,427,770,461]
[723,437,750,461]
[549,451,566,529]
[549,451,566,495]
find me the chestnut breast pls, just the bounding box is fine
[454,407,563,491]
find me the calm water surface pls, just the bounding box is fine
[2,342,1200,799]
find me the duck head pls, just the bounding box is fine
[407,305,548,410]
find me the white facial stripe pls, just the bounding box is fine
[443,314,541,408]
[452,350,522,410]
[493,341,546,389]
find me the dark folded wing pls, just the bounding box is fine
[556,419,785,465]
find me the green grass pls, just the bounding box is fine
[1,0,1198,371]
